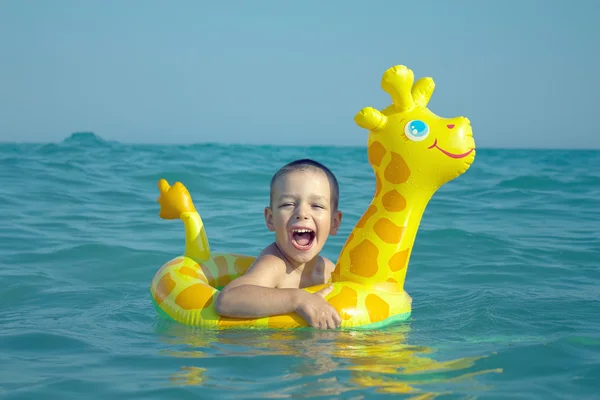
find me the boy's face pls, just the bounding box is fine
[265,169,342,265]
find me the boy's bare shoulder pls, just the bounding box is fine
[320,256,337,281]
[258,242,284,258]
[322,256,336,270]
[221,243,287,291]
[248,243,288,271]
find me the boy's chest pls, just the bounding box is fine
[278,264,331,289]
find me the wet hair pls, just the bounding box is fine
[269,158,340,211]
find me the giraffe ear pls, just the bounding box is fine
[354,107,387,132]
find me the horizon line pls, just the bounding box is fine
[0,132,598,151]
[1,139,598,151]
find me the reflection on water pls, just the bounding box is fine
[154,320,502,398]
[170,366,207,386]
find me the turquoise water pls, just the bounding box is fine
[1,132,599,399]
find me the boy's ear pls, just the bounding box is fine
[264,207,275,232]
[330,210,343,235]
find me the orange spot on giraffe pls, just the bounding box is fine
[365,293,390,323]
[387,278,398,283]
[356,205,377,229]
[368,141,386,167]
[382,190,406,212]
[374,174,382,197]
[389,248,410,272]
[179,265,208,283]
[154,273,176,304]
[175,283,216,310]
[154,257,184,277]
[349,240,379,278]
[234,256,255,275]
[179,266,198,278]
[384,152,411,184]
[198,263,216,287]
[374,218,406,244]
[328,287,358,320]
[165,257,184,267]
[214,256,230,287]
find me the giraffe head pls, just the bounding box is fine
[356,65,475,191]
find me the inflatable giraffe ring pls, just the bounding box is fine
[150,65,476,329]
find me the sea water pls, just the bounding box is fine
[1,133,599,399]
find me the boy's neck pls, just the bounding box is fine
[274,242,317,273]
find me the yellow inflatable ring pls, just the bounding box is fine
[150,65,476,329]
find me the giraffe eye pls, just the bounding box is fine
[404,120,429,142]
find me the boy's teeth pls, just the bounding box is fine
[292,229,313,233]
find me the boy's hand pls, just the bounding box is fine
[295,286,342,330]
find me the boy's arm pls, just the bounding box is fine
[214,254,301,318]
[215,254,342,329]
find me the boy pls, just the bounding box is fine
[215,159,344,330]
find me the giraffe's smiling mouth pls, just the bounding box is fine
[428,139,474,159]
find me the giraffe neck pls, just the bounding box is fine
[180,211,211,263]
[333,171,436,290]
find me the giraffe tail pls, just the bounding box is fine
[157,179,197,219]
[157,179,211,262]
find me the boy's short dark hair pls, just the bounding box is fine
[270,159,340,211]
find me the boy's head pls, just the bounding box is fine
[269,159,340,211]
[265,159,343,264]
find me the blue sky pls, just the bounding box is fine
[1,0,599,148]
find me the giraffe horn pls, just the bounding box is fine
[381,65,415,112]
[354,107,388,132]
[411,77,435,107]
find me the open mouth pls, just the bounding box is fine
[428,138,474,159]
[289,228,316,251]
